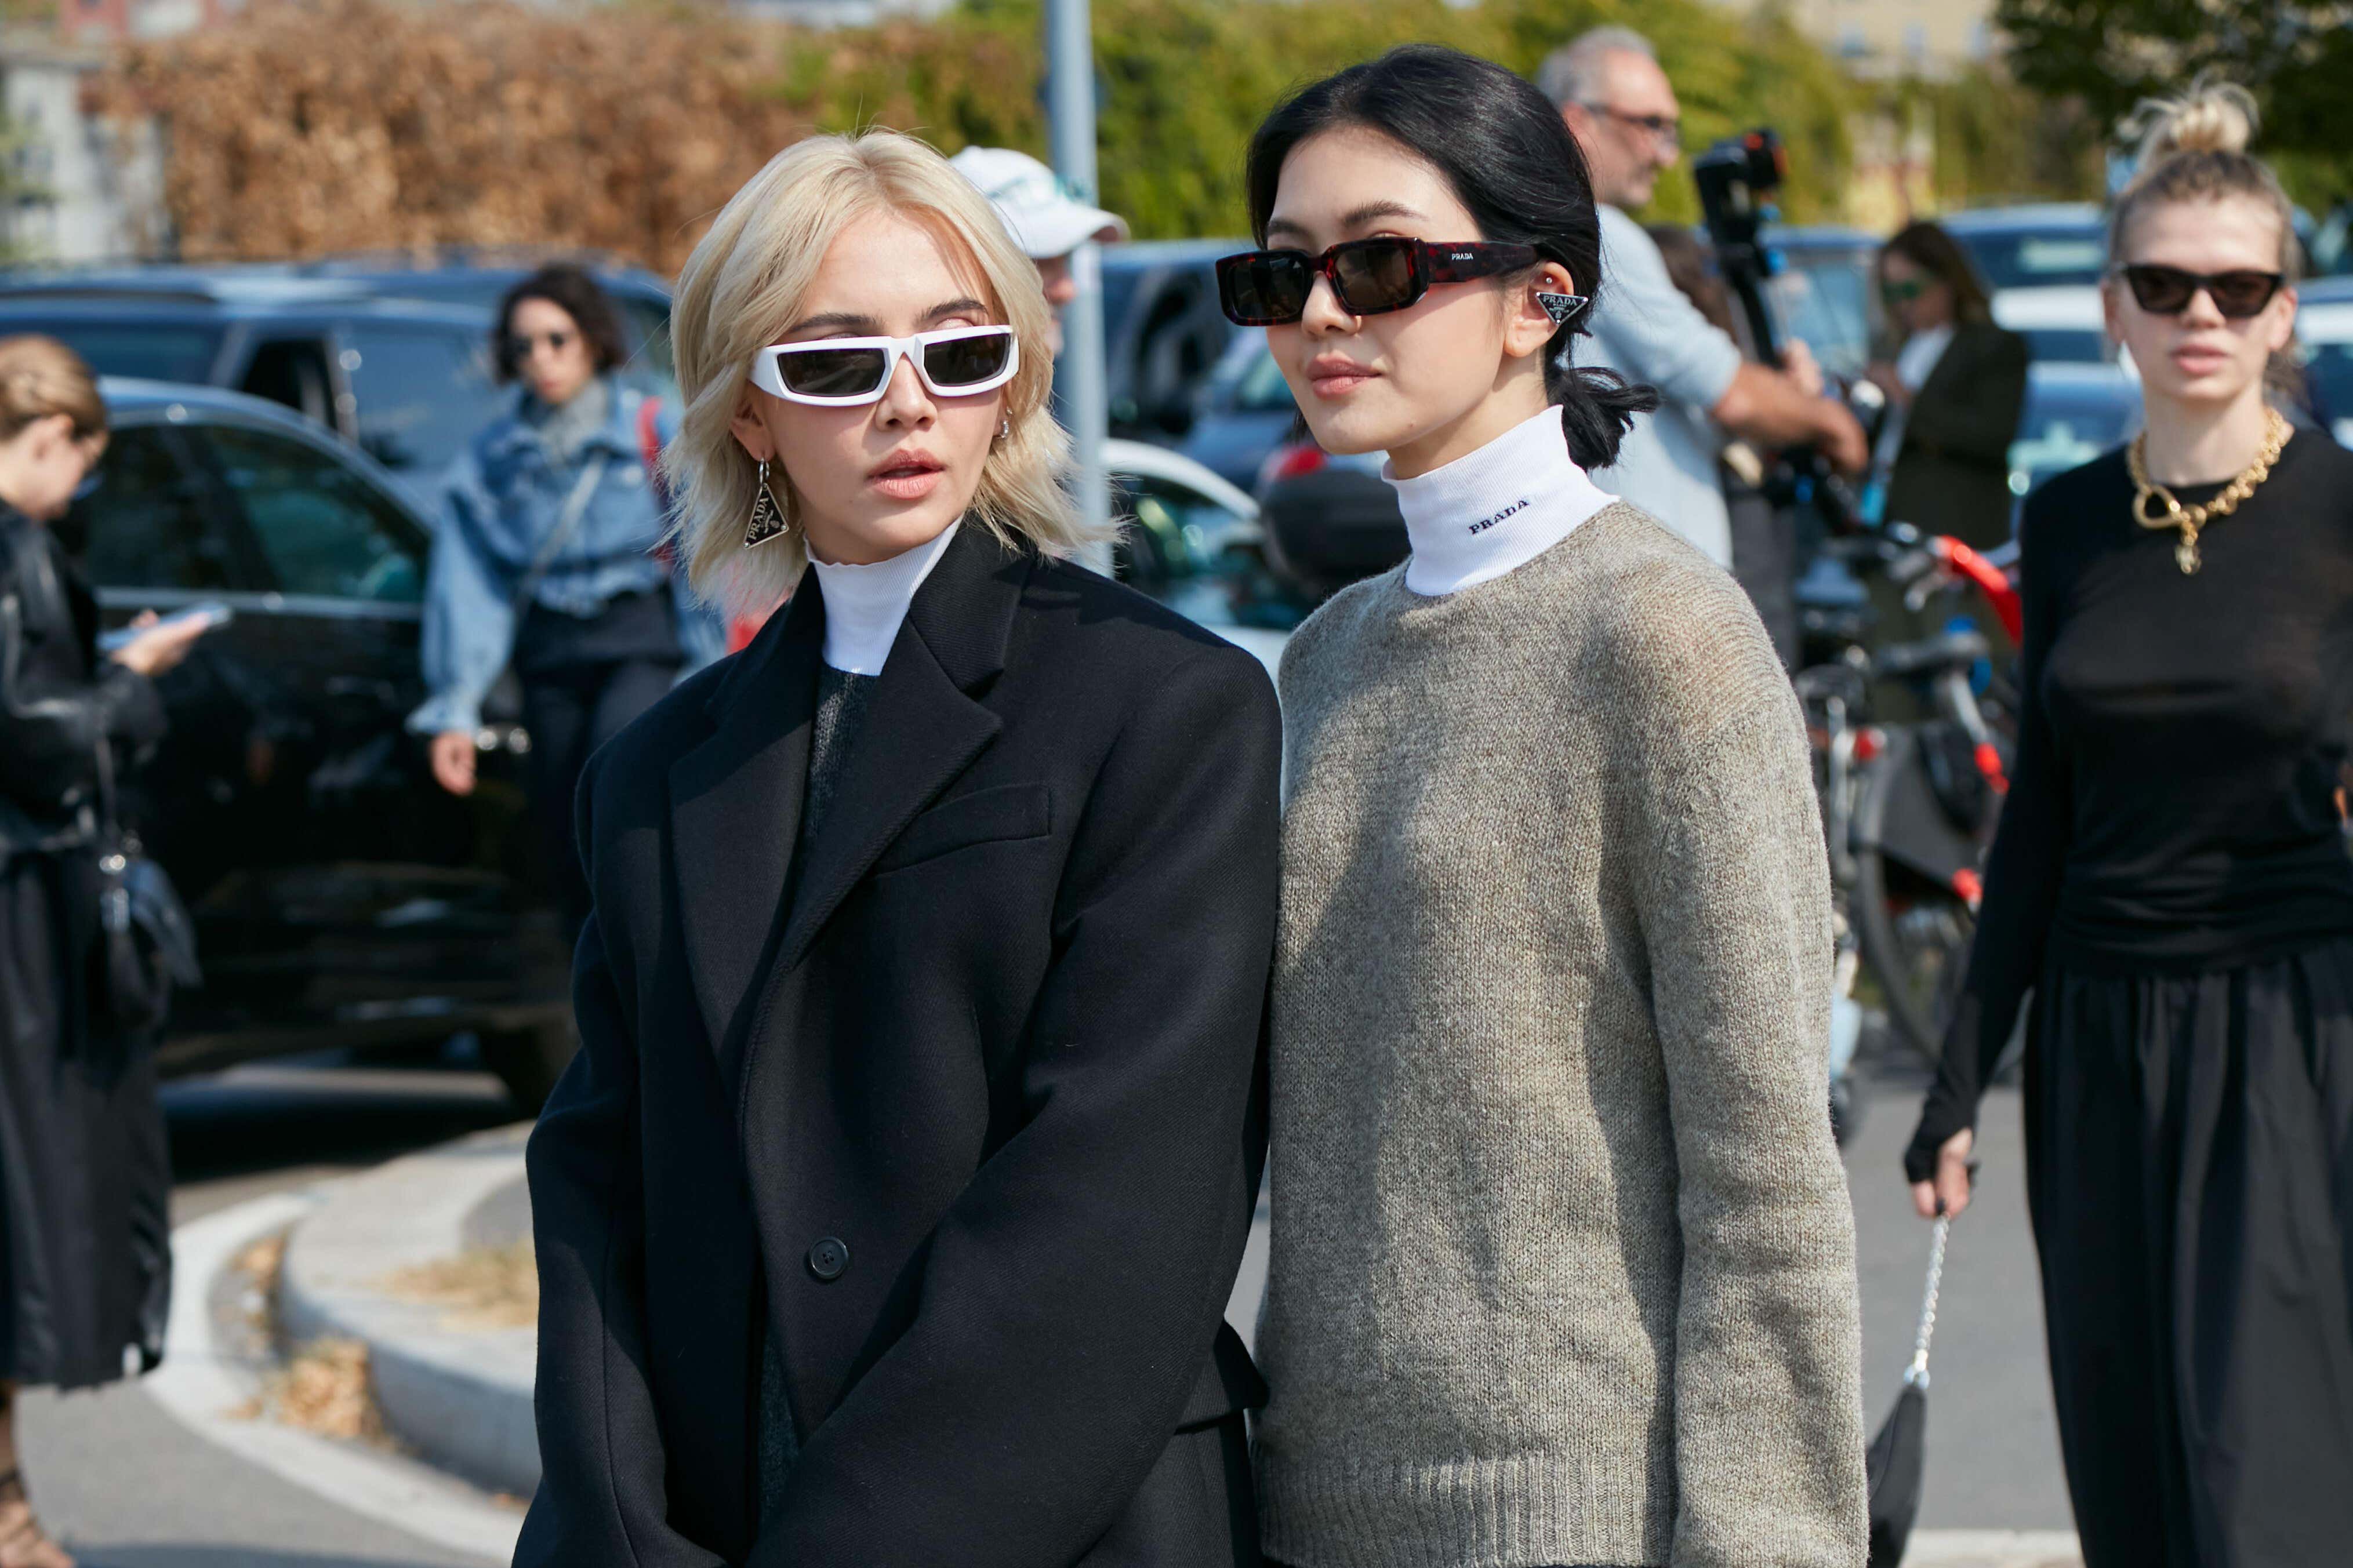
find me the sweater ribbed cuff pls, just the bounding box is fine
[1255,1447,1670,1568]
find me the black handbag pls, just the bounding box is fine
[89,735,199,1037]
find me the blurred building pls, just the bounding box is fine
[0,34,166,261]
[1715,0,2000,81]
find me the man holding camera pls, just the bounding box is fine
[1542,27,1867,569]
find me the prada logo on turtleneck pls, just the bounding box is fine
[1469,496,1533,536]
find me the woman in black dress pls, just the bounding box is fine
[515,131,1279,1567]
[1907,83,2353,1567]
[0,337,208,1568]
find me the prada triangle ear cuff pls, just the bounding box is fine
[1537,290,1591,328]
[744,457,789,548]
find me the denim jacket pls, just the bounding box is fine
[409,378,724,736]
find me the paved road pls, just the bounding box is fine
[1844,1053,2072,1531]
[19,1054,520,1568]
[19,1045,2076,1566]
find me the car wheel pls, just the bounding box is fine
[484,1021,578,1115]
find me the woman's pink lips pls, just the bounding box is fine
[869,463,944,501]
[1308,370,1377,399]
[2171,345,2231,373]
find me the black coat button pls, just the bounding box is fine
[806,1237,849,1281]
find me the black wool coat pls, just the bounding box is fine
[515,525,1281,1568]
[1884,319,2031,552]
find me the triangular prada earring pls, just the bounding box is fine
[743,457,788,548]
[1536,290,1591,327]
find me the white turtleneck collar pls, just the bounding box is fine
[807,519,961,675]
[1385,403,1613,597]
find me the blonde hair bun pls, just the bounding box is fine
[2123,78,2258,165]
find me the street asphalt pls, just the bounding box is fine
[20,1054,517,1568]
[17,1043,2074,1566]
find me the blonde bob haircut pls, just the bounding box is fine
[667,130,1098,617]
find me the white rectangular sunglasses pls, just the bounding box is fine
[749,325,1020,407]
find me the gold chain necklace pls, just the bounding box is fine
[2127,409,2291,575]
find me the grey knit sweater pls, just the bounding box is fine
[1255,502,1866,1568]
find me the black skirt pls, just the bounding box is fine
[2025,938,2353,1568]
[0,849,171,1389]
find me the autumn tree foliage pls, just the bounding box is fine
[88,0,2074,272]
[86,0,1041,271]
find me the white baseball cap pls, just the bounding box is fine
[950,145,1130,260]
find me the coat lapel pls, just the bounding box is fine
[667,584,823,1064]
[769,526,1029,976]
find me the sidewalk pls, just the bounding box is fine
[272,1117,2082,1567]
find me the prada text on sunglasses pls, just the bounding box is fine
[1217,238,1571,326]
[750,325,1019,406]
[2115,264,2286,319]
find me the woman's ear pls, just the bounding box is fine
[730,391,776,463]
[1506,261,1582,361]
[2264,285,2300,355]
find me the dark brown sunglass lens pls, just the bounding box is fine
[1332,242,1419,314]
[2207,271,2281,317]
[2123,266,2197,314]
[778,345,891,397]
[922,332,1012,388]
[1220,256,1310,325]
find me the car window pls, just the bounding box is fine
[2009,385,2140,499]
[615,299,677,394]
[2014,327,2110,364]
[1113,471,1252,585]
[341,326,502,481]
[190,423,423,602]
[2303,341,2353,443]
[1766,253,1874,380]
[241,337,337,427]
[1234,344,1298,414]
[42,322,224,385]
[1957,231,2109,292]
[70,424,246,591]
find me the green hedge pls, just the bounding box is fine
[781,0,1866,239]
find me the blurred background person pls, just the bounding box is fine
[1542,24,1867,569]
[1648,221,1798,665]
[1868,221,2029,552]
[950,144,1130,359]
[410,263,720,945]
[1905,82,2353,1568]
[0,336,208,1568]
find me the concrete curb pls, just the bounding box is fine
[271,1126,2085,1567]
[278,1120,542,1497]
[143,1185,520,1564]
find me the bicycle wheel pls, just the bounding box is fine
[1854,845,1974,1064]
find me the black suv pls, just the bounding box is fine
[68,379,569,1105]
[0,273,502,510]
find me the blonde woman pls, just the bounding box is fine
[514,132,1280,1568]
[1907,83,2353,1567]
[0,337,206,1568]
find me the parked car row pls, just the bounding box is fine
[9,202,2340,1108]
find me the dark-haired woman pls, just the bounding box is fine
[1868,220,2028,552]
[1907,83,2353,1568]
[1224,44,1865,1567]
[412,264,721,944]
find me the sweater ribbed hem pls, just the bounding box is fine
[1255,1447,1670,1568]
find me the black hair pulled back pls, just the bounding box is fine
[1244,43,1658,470]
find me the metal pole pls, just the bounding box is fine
[1045,0,1113,567]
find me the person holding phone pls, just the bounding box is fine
[1225,45,1864,1568]
[514,130,1279,1567]
[0,336,208,1568]
[411,264,722,944]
